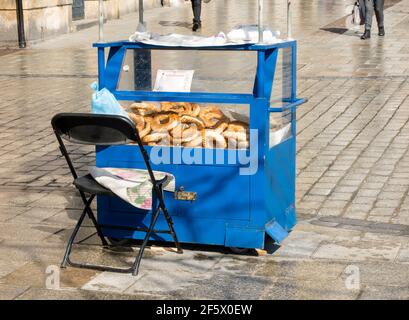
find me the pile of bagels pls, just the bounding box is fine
[126,102,249,149]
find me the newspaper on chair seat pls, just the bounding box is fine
[90,167,175,210]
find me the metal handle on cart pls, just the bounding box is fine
[268,98,306,112]
[174,187,197,201]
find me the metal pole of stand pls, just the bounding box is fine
[16,0,26,48]
[134,0,152,91]
[99,0,104,42]
[137,0,146,32]
[258,0,264,44]
[287,0,292,39]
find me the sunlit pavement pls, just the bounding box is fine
[0,0,409,299]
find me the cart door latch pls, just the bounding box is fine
[174,187,197,201]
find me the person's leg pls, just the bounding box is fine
[191,0,202,24]
[361,0,374,39]
[374,0,385,35]
[364,0,374,30]
[359,0,366,24]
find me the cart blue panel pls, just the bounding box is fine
[265,139,297,232]
[97,145,251,221]
[98,200,228,246]
[94,40,304,249]
[225,226,265,249]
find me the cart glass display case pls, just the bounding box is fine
[93,40,304,249]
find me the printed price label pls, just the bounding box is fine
[154,69,195,92]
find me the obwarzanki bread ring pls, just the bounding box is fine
[223,121,248,141]
[171,115,204,145]
[150,113,179,132]
[189,104,201,117]
[129,102,159,116]
[225,137,249,149]
[160,102,184,114]
[199,106,228,128]
[212,120,229,134]
[203,130,227,149]
[142,132,171,146]
[128,113,151,139]
[180,115,205,129]
[161,102,201,117]
[183,135,203,148]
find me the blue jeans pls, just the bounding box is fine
[364,0,384,30]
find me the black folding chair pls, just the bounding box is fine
[51,113,182,276]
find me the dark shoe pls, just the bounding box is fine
[192,22,201,32]
[361,30,371,40]
[379,27,385,36]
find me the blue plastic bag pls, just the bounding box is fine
[91,82,128,118]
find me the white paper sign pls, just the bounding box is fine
[153,70,194,92]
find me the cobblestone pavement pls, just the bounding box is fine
[1,0,409,299]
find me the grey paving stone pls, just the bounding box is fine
[7,208,61,224]
[313,240,401,262]
[261,278,359,300]
[82,272,141,293]
[254,259,346,281]
[358,285,409,300]
[0,223,62,241]
[0,285,30,300]
[16,288,163,300]
[396,244,409,263]
[181,274,276,300]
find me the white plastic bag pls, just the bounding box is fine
[352,1,365,26]
[91,82,128,117]
[227,25,280,44]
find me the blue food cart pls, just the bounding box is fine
[93,38,304,250]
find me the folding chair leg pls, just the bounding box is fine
[162,207,183,254]
[85,207,108,246]
[157,187,183,254]
[61,188,182,275]
[157,186,183,254]
[79,191,108,246]
[61,195,95,268]
[131,207,161,276]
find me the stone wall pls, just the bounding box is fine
[0,0,72,45]
[0,0,164,46]
[84,0,162,21]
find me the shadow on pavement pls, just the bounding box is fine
[159,21,192,29]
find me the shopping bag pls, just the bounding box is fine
[352,1,366,26]
[91,82,128,117]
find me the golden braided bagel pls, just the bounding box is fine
[142,132,171,146]
[183,135,203,148]
[199,106,228,128]
[171,115,205,145]
[150,112,179,132]
[203,130,227,149]
[129,102,159,116]
[161,102,201,117]
[223,121,249,141]
[226,138,249,150]
[127,113,151,139]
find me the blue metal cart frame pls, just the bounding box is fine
[93,40,304,249]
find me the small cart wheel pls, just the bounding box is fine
[107,237,133,246]
[229,247,251,254]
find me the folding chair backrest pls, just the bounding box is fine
[51,113,157,185]
[51,113,137,145]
